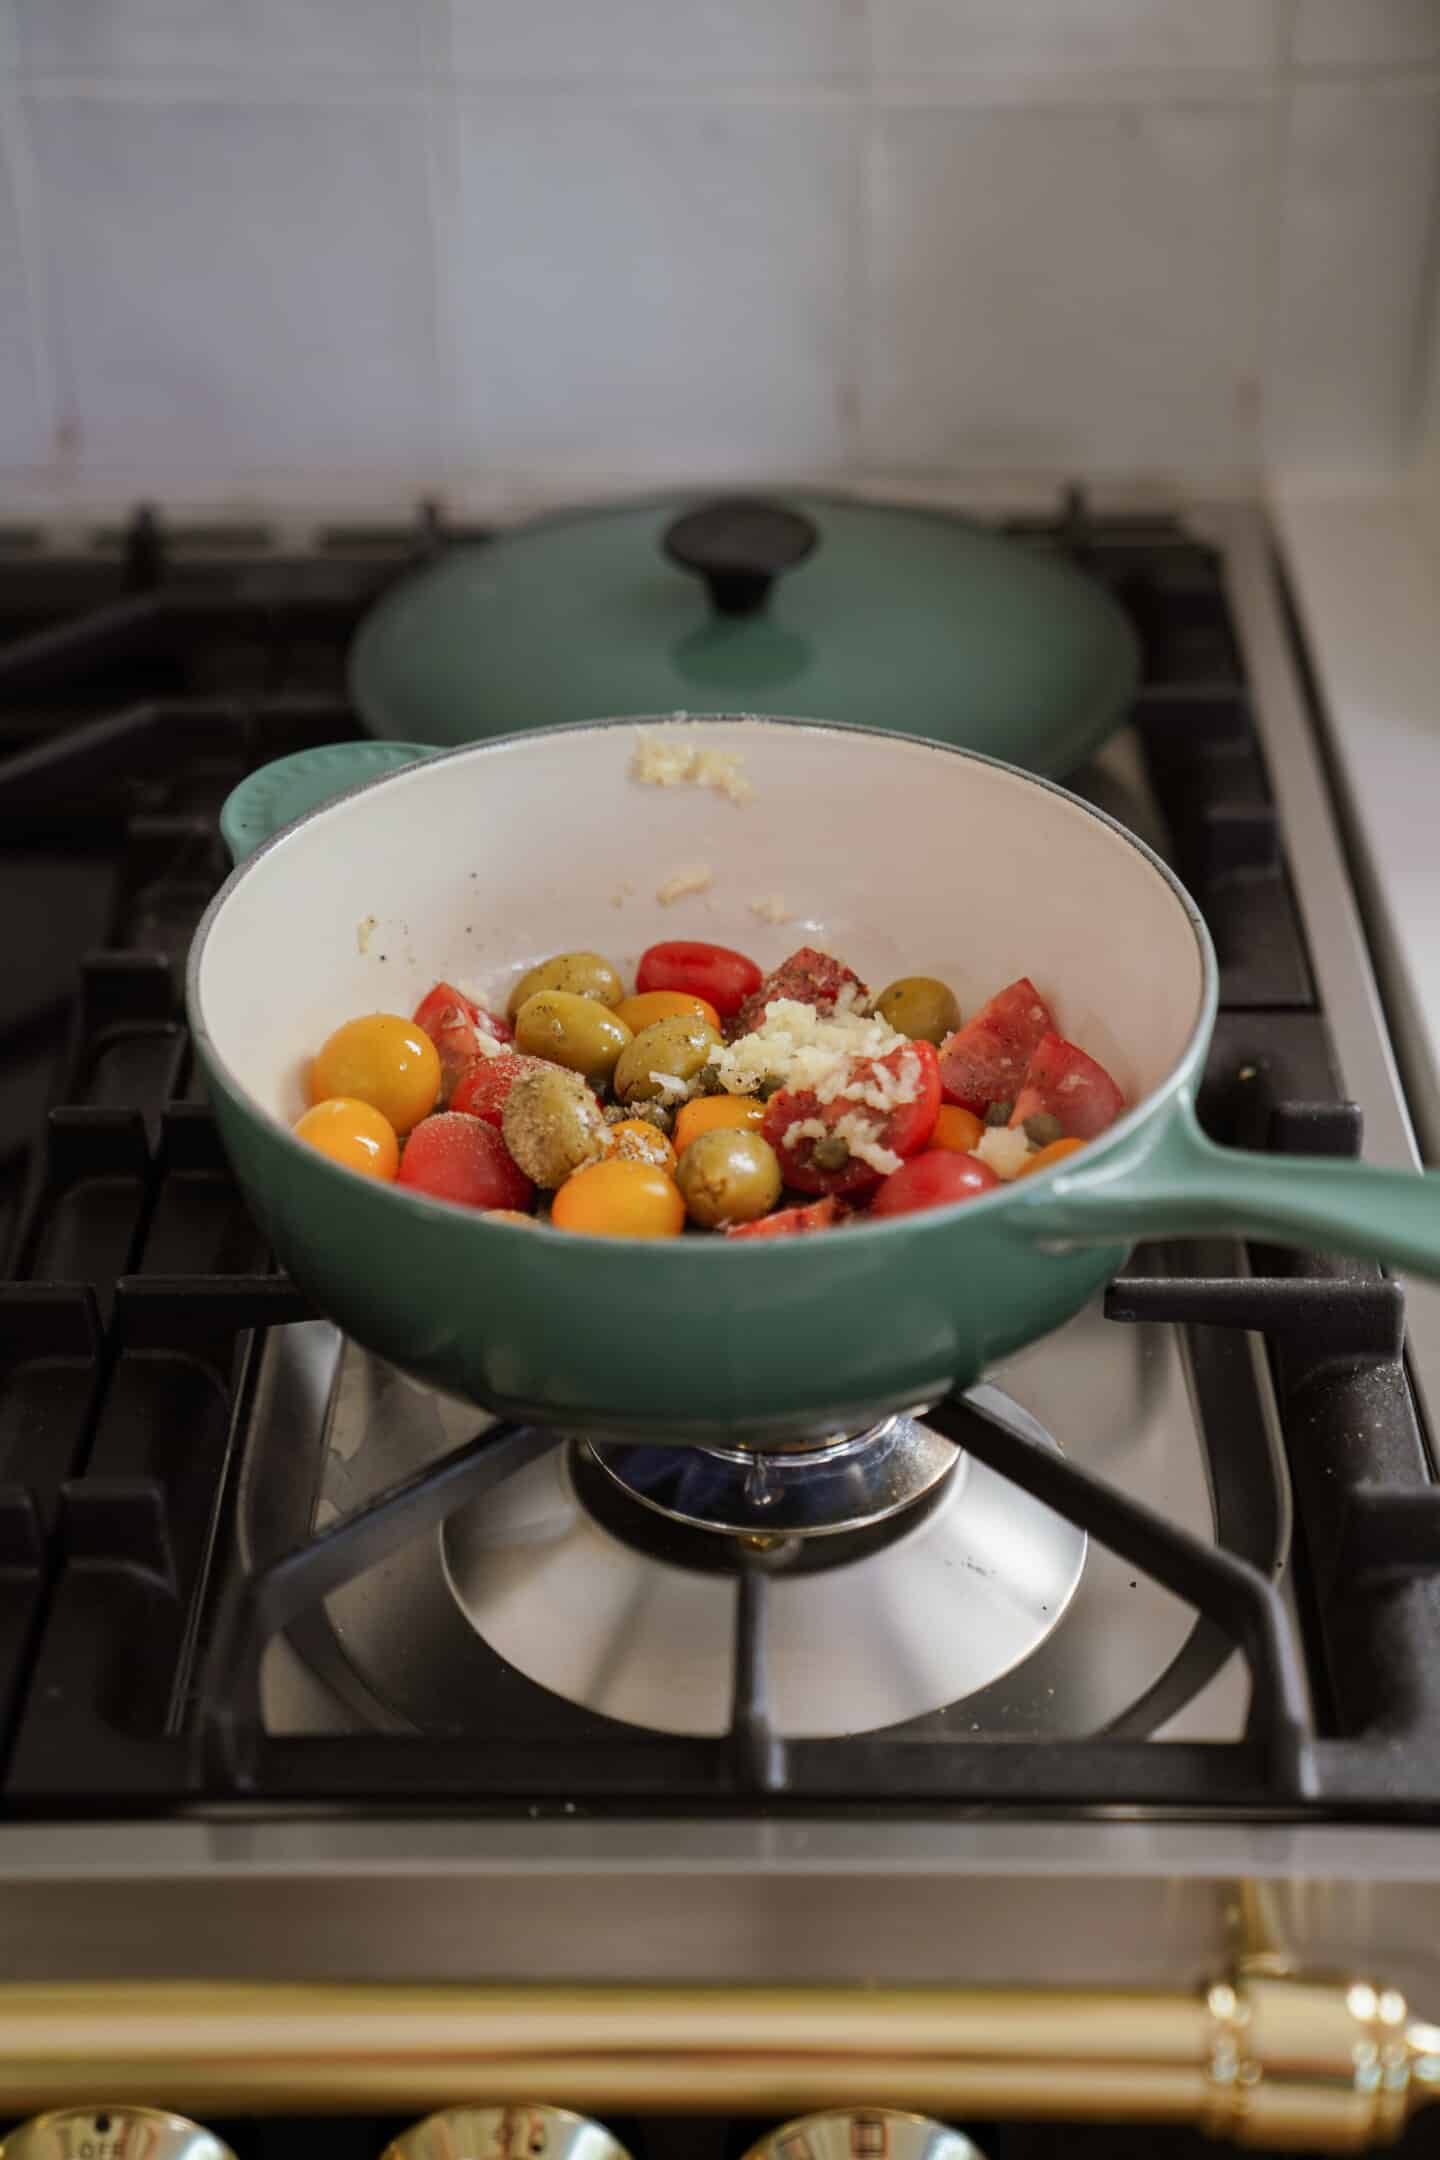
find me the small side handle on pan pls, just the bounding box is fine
[219,739,434,865]
[1013,1088,1440,1281]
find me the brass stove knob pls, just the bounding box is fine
[743,2114,988,2160]
[382,2108,635,2160]
[0,2112,234,2160]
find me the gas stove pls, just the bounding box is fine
[2,498,1440,2154]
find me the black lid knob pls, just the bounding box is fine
[663,498,819,617]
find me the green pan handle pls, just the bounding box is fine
[219,740,433,865]
[1016,1089,1440,1279]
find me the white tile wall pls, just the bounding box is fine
[1267,79,1440,478]
[23,94,451,483]
[1293,0,1440,70]
[0,99,46,467]
[872,0,1280,84]
[446,0,861,85]
[447,100,855,476]
[13,0,434,80]
[0,0,1436,510]
[862,101,1270,480]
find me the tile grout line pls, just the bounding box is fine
[15,64,1440,111]
[413,0,465,503]
[840,0,872,477]
[1398,87,1440,464]
[1255,5,1298,476]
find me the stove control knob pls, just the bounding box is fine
[383,2109,635,2160]
[743,2115,989,2160]
[0,2112,235,2160]
[663,498,819,617]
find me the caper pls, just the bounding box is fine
[506,950,624,1020]
[756,1072,787,1101]
[677,1129,782,1229]
[613,1014,722,1105]
[514,990,632,1084]
[874,975,961,1047]
[810,1133,852,1172]
[502,1065,607,1188]
[984,1099,1013,1127]
[1023,1111,1065,1149]
[630,1099,676,1135]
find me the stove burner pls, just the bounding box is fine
[584,1413,959,1538]
[437,1402,1087,1738]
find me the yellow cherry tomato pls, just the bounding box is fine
[293,1096,399,1180]
[672,1093,766,1154]
[309,1013,440,1134]
[1016,1136,1087,1179]
[929,1104,985,1154]
[605,1118,679,1174]
[551,1158,685,1239]
[614,989,721,1037]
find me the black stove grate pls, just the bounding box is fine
[1,499,1437,1819]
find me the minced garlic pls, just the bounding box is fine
[630,732,753,805]
[656,863,714,906]
[973,1126,1031,1180]
[711,998,908,1100]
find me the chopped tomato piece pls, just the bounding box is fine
[397,1113,533,1211]
[763,1040,941,1196]
[635,941,762,1022]
[412,984,512,1103]
[938,977,1054,1115]
[413,981,514,1047]
[869,1150,999,1218]
[726,1196,841,1240]
[1009,1033,1124,1140]
[732,946,869,1037]
[449,1051,539,1128]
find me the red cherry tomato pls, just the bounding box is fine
[397,1113,533,1212]
[450,1052,538,1128]
[635,940,762,1022]
[763,1041,941,1196]
[869,1150,999,1219]
[725,1197,841,1240]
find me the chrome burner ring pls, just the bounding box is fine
[583,1411,960,1538]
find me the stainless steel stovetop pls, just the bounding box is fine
[2,501,1440,2153]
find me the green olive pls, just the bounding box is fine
[506,950,624,1021]
[514,990,632,1084]
[613,1015,722,1105]
[677,1128,782,1228]
[873,975,961,1046]
[501,1065,607,1188]
[1023,1110,1064,1149]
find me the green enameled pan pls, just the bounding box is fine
[194,717,1440,1448]
[348,495,1140,779]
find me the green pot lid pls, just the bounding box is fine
[348,493,1140,777]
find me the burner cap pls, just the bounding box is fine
[584,1413,958,1538]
